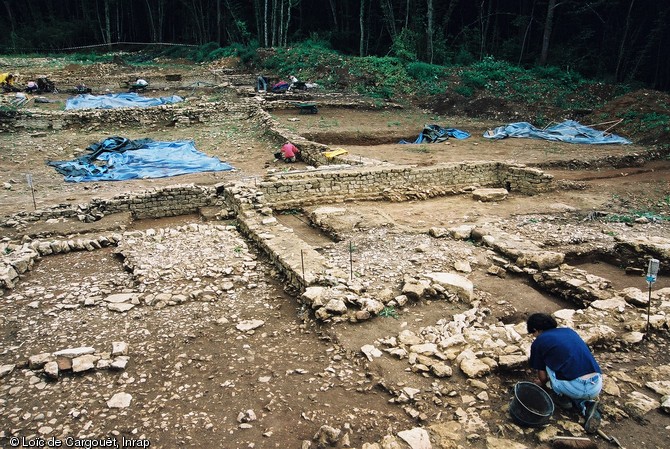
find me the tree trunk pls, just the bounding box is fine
[427,0,434,63]
[271,0,277,46]
[615,0,636,81]
[478,0,485,60]
[405,0,409,28]
[157,0,164,42]
[381,0,397,39]
[359,0,365,57]
[329,0,337,27]
[3,1,16,48]
[144,0,156,42]
[285,0,297,47]
[104,0,112,47]
[217,0,222,44]
[440,0,460,34]
[518,0,536,64]
[540,0,557,65]
[264,0,269,47]
[279,0,284,47]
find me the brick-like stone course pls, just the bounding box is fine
[260,162,553,208]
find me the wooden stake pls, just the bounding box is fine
[26,174,36,210]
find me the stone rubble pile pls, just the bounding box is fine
[0,234,121,289]
[0,184,220,231]
[374,287,670,382]
[0,343,129,384]
[117,222,258,297]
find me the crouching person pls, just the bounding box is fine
[275,141,301,163]
[527,313,603,434]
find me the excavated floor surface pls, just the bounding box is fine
[1,58,669,449]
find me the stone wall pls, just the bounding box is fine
[217,181,345,292]
[89,184,221,219]
[247,106,329,166]
[1,184,220,227]
[259,162,553,208]
[1,102,232,133]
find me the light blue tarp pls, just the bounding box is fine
[400,124,470,144]
[65,92,183,110]
[483,120,631,144]
[48,138,233,182]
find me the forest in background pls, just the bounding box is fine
[1,0,669,91]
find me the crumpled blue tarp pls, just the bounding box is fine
[65,92,183,110]
[399,124,471,144]
[48,137,233,182]
[483,120,631,144]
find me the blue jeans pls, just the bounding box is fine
[547,366,602,415]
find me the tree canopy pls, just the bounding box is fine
[2,0,669,90]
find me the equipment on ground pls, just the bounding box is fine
[551,436,598,449]
[597,429,624,448]
[508,381,554,427]
[293,102,318,114]
[36,77,57,93]
[323,148,348,159]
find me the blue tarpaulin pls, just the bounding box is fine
[399,124,471,144]
[483,120,631,144]
[48,137,233,182]
[65,92,184,110]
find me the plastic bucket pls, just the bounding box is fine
[509,381,554,427]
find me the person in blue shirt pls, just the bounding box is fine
[527,313,602,434]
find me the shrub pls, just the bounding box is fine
[406,62,443,82]
[389,28,418,62]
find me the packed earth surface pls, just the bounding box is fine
[1,56,669,449]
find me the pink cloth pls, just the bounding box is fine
[281,143,299,158]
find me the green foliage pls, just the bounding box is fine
[453,56,594,108]
[407,145,430,153]
[532,65,584,84]
[454,47,476,65]
[380,306,399,319]
[389,28,418,62]
[195,42,223,62]
[622,111,670,133]
[406,62,444,83]
[301,35,334,51]
[348,55,411,98]
[63,52,113,64]
[453,85,474,97]
[279,209,301,215]
[603,212,669,223]
[260,41,340,82]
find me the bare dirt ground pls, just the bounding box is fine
[1,58,669,449]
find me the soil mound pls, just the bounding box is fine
[588,89,670,144]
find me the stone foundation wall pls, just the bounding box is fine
[1,184,220,227]
[91,184,221,219]
[1,102,229,133]
[260,162,553,208]
[247,106,329,166]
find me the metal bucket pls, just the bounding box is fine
[509,381,555,427]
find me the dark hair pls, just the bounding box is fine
[526,313,557,334]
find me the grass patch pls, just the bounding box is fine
[380,306,399,319]
[407,145,431,153]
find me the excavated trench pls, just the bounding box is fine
[566,253,670,291]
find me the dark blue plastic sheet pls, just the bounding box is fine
[483,120,631,144]
[65,92,183,110]
[49,137,233,182]
[399,124,471,144]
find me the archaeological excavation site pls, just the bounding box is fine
[1,58,669,449]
